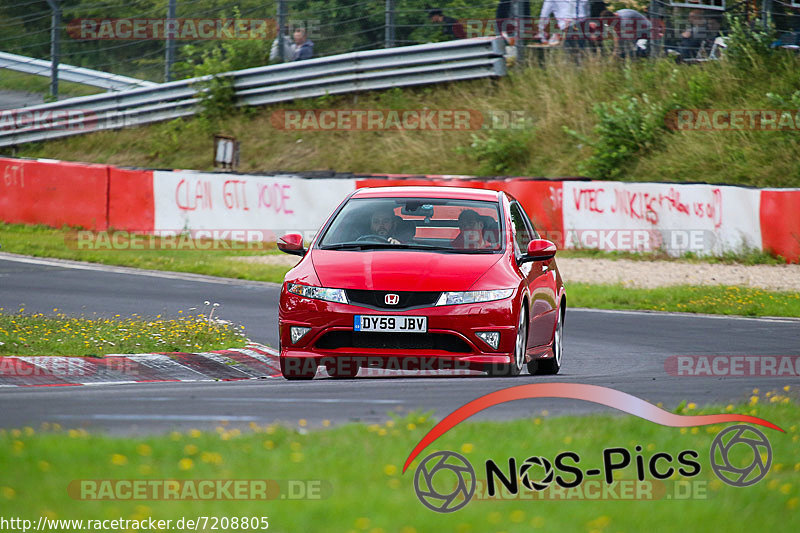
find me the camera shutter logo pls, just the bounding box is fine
[710,425,772,487]
[385,293,400,305]
[413,451,476,512]
[519,456,554,491]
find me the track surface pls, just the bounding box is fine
[1,254,798,434]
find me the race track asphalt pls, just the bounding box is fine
[1,253,798,434]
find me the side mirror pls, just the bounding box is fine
[519,239,557,264]
[277,233,306,256]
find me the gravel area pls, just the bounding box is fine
[556,257,800,292]
[230,255,800,292]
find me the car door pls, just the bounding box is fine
[509,201,558,349]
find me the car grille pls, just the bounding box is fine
[346,290,441,310]
[315,331,471,353]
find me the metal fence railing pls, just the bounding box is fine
[0,37,506,149]
[0,51,156,91]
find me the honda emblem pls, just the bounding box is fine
[385,293,400,305]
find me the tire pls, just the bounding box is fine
[325,358,360,379]
[280,357,317,380]
[537,308,563,375]
[485,307,526,377]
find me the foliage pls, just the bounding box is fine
[565,92,672,179]
[724,14,778,71]
[458,124,535,176]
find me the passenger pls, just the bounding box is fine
[452,209,493,249]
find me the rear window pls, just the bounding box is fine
[317,197,503,253]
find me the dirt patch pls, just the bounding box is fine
[556,257,800,292]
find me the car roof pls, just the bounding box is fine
[352,186,501,202]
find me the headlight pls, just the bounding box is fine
[435,289,514,306]
[286,283,348,304]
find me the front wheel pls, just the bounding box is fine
[485,308,526,377]
[325,358,360,379]
[535,309,563,375]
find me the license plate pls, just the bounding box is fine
[354,315,427,333]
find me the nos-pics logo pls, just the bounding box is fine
[413,424,773,512]
[403,384,783,514]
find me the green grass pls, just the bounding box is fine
[0,70,103,99]
[8,53,800,187]
[0,311,248,356]
[568,283,800,317]
[0,223,292,284]
[1,397,798,532]
[3,223,799,318]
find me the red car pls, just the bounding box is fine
[277,186,565,379]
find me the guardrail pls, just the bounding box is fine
[0,38,506,148]
[0,51,157,91]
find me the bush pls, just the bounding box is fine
[565,93,671,179]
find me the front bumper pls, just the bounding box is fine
[278,291,518,371]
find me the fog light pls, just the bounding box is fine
[290,326,311,344]
[476,331,500,350]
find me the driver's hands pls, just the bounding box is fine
[387,237,401,244]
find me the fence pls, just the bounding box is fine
[0,37,506,148]
[3,1,797,98]
[2,155,798,262]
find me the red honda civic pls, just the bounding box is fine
[277,186,565,379]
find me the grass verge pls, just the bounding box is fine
[0,312,247,356]
[569,283,800,317]
[0,223,292,283]
[0,397,797,532]
[0,70,103,99]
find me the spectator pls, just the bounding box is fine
[290,28,314,61]
[537,0,588,44]
[427,7,463,40]
[269,28,314,63]
[677,9,720,59]
[599,8,652,57]
[494,0,531,40]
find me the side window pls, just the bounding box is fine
[509,202,533,254]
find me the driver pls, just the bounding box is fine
[369,207,403,244]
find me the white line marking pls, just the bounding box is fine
[0,252,280,287]
[52,414,263,421]
[570,307,800,323]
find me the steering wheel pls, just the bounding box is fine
[355,234,391,243]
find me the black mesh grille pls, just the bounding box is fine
[346,290,441,310]
[315,331,471,353]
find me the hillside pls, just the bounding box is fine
[11,50,800,188]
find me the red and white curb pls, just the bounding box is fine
[0,343,281,387]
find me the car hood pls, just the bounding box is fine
[311,250,503,291]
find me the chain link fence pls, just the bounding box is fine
[1,1,798,96]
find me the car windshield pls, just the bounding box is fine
[317,197,503,253]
